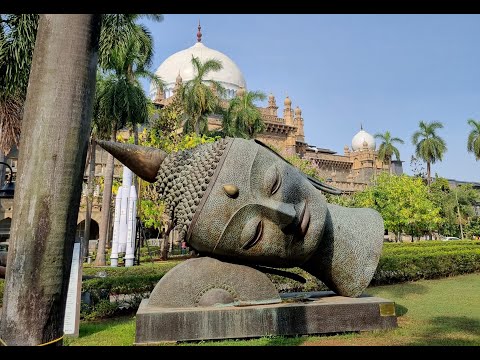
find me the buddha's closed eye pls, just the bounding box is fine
[241,217,263,250]
[264,165,282,196]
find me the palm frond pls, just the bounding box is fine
[0,95,22,154]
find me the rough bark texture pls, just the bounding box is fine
[95,130,116,266]
[83,138,96,260]
[0,14,101,346]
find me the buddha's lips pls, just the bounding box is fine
[298,201,310,238]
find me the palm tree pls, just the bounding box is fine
[0,14,39,155]
[467,119,480,161]
[0,14,101,346]
[223,90,266,139]
[180,56,225,135]
[412,121,447,185]
[94,40,162,266]
[98,14,163,70]
[0,14,163,156]
[374,131,404,173]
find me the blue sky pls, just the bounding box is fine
[138,14,480,182]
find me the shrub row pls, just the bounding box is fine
[371,248,480,285]
[383,240,479,248]
[83,260,180,278]
[382,244,480,256]
[3,241,480,320]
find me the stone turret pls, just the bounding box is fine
[283,96,293,126]
[173,72,183,96]
[267,93,278,116]
[294,106,305,143]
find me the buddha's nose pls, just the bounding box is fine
[264,200,297,228]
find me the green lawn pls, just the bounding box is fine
[65,272,480,346]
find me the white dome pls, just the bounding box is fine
[352,129,376,151]
[150,42,246,100]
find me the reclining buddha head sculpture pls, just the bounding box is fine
[98,137,384,297]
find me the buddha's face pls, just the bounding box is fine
[188,139,328,268]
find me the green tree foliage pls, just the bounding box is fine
[148,90,186,142]
[354,173,442,240]
[465,216,480,239]
[0,14,163,155]
[98,14,163,71]
[411,120,447,184]
[180,56,225,135]
[374,131,404,163]
[467,118,480,161]
[429,177,480,237]
[222,90,266,138]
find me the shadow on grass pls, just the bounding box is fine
[408,316,480,346]
[366,282,429,300]
[395,303,408,317]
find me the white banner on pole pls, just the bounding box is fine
[64,242,82,337]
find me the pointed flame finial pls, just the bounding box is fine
[197,20,202,42]
[360,123,363,130]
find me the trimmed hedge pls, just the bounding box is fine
[2,241,479,320]
[83,260,180,278]
[371,248,480,285]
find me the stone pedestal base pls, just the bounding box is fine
[135,291,398,344]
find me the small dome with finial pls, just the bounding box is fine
[352,125,376,151]
[284,96,292,106]
[294,106,302,117]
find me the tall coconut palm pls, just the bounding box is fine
[223,90,266,139]
[467,118,480,161]
[0,14,163,156]
[412,121,447,185]
[93,42,162,266]
[374,131,404,165]
[180,56,225,135]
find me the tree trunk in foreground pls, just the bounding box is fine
[95,129,116,266]
[0,14,101,346]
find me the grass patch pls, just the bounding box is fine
[67,272,480,346]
